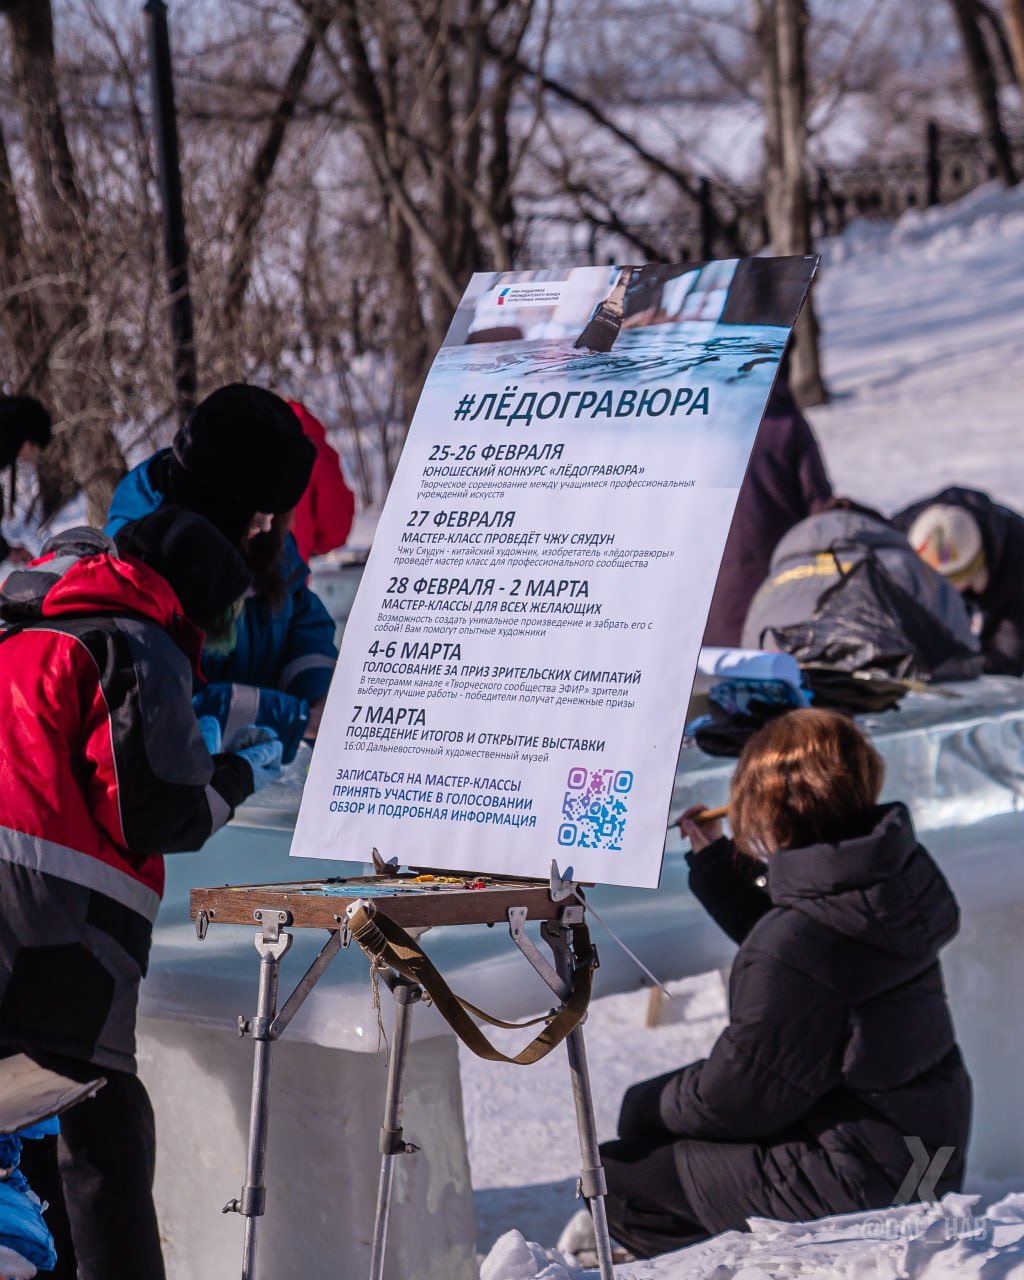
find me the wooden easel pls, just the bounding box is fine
[190,860,616,1280]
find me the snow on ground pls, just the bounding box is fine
[482,1192,1024,1279]
[470,182,1024,1276]
[808,181,1024,515]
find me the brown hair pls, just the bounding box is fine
[729,708,884,856]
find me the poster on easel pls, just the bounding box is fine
[290,256,817,888]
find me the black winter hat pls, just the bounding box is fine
[171,384,315,516]
[0,395,53,469]
[114,505,252,630]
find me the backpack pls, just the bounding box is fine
[763,547,983,683]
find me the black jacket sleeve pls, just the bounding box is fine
[981,614,1024,676]
[686,837,772,945]
[657,943,846,1140]
[82,620,255,856]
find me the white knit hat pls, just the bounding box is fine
[908,504,986,589]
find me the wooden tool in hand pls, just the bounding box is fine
[667,804,728,831]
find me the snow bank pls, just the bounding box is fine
[808,181,1024,513]
[480,1192,1024,1279]
[825,180,1024,265]
[480,1230,581,1280]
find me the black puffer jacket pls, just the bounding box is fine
[741,508,977,656]
[895,486,1024,676]
[631,805,971,1231]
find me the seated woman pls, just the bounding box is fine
[600,708,971,1260]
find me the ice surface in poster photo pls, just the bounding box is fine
[290,256,816,888]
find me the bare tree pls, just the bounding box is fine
[1002,0,1024,100]
[0,119,49,387]
[947,0,1018,185]
[309,0,546,438]
[757,0,827,405]
[0,0,127,524]
[222,2,336,330]
[3,0,1008,524]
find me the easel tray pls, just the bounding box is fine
[190,873,566,930]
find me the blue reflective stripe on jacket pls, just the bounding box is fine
[105,452,338,714]
[192,683,309,765]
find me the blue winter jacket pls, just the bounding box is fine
[106,452,337,761]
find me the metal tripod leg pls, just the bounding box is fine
[224,909,293,1280]
[369,971,423,1280]
[540,919,616,1280]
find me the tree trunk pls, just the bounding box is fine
[2,0,88,246]
[757,0,828,406]
[0,120,51,391]
[223,6,334,327]
[1004,0,1024,99]
[948,0,1018,185]
[2,0,126,525]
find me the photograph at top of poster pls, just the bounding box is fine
[290,255,817,889]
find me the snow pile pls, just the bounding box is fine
[481,1192,1024,1279]
[826,180,1024,265]
[480,1231,582,1280]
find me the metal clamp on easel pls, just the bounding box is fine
[192,858,617,1280]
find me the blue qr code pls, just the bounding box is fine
[558,767,633,851]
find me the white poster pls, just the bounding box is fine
[291,257,816,888]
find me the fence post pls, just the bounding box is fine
[926,119,941,207]
[699,177,714,260]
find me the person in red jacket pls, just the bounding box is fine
[0,509,283,1280]
[287,400,355,563]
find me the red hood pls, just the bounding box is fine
[288,400,328,446]
[11,548,205,676]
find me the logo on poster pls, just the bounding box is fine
[490,283,566,309]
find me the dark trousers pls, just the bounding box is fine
[16,1060,166,1280]
[599,1136,709,1260]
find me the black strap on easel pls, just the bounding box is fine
[346,902,596,1066]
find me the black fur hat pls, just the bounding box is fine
[170,384,315,517]
[0,396,52,469]
[114,505,252,630]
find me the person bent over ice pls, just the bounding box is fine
[106,384,337,761]
[0,510,284,1279]
[600,708,971,1260]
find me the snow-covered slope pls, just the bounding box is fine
[809,181,1024,514]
